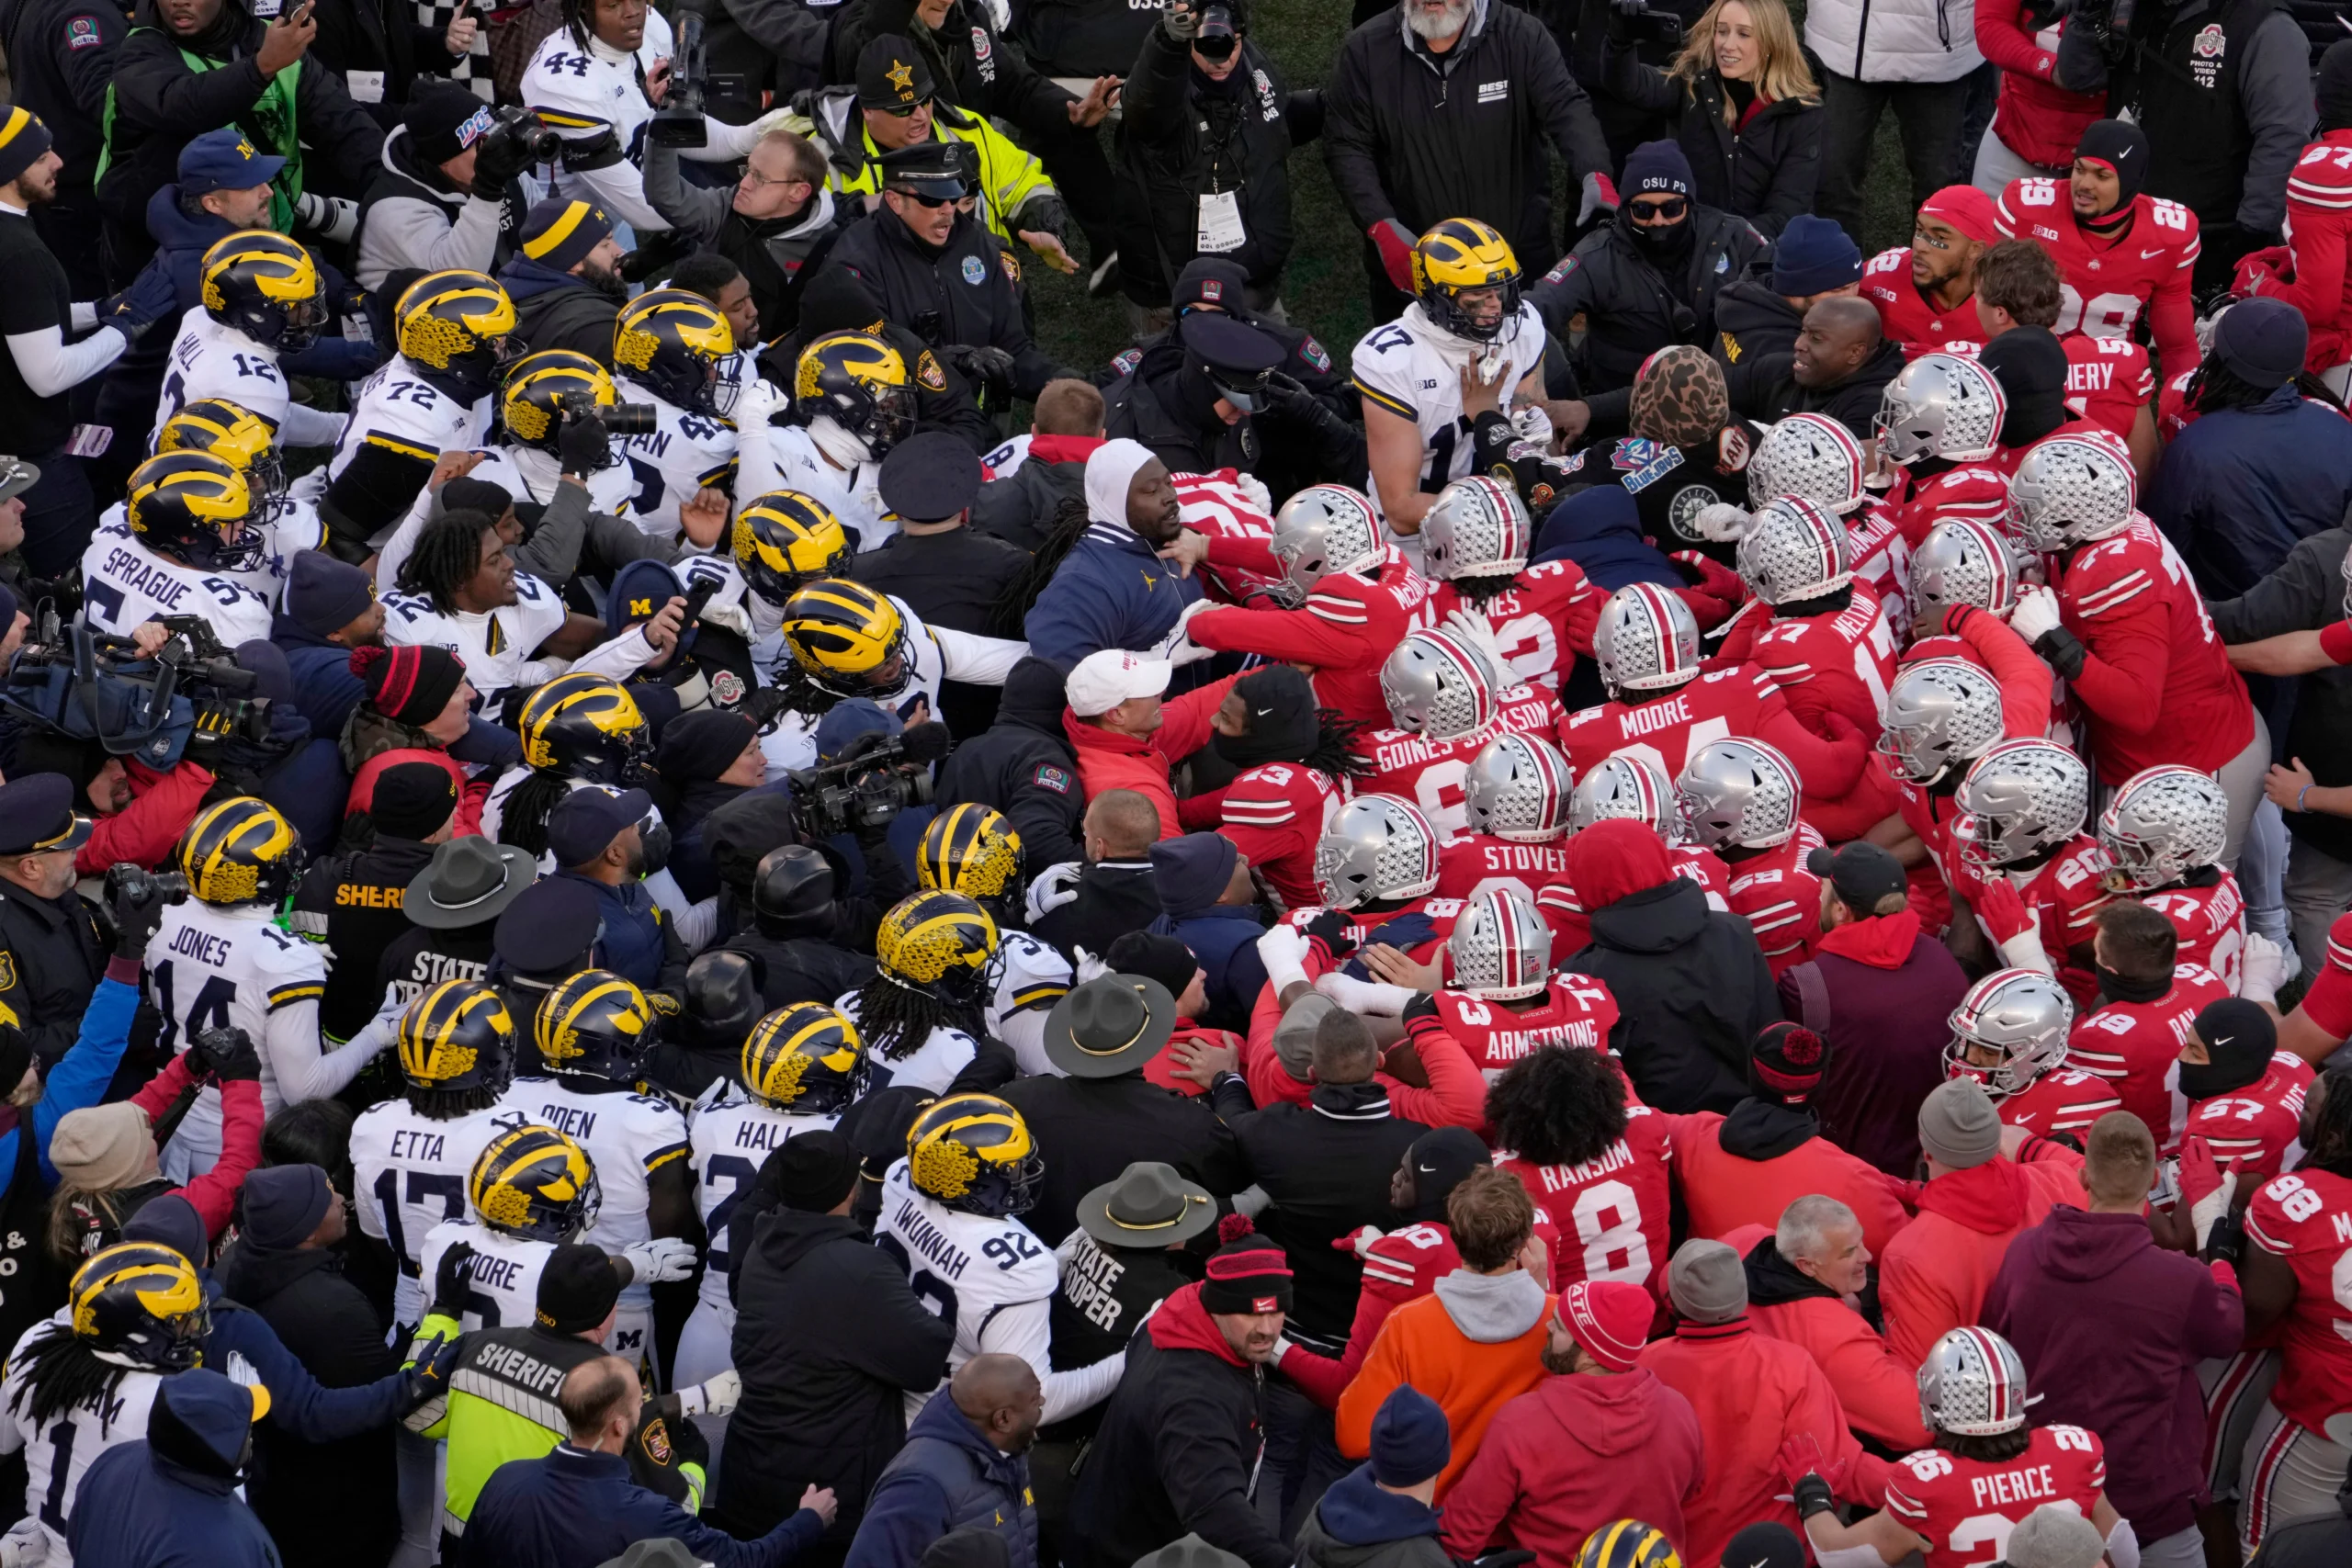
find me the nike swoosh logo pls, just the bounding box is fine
[1417,1163,1441,1174]
[2141,249,2166,259]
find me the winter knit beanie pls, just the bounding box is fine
[1199,1214,1293,1314]
[350,644,468,728]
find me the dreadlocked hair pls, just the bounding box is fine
[1303,709,1374,782]
[854,971,982,1063]
[771,657,845,719]
[8,1325,135,1433]
[1448,571,1521,609]
[2299,1066,2352,1179]
[498,773,574,861]
[1483,1044,1628,1168]
[405,1083,507,1121]
[1940,1427,2034,1464]
[398,508,500,615]
[560,0,595,51]
[996,494,1091,632]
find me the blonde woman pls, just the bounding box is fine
[1582,0,1824,234]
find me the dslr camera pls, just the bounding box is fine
[1195,5,1241,60]
[1609,0,1685,47]
[556,389,659,436]
[0,612,274,772]
[483,106,562,165]
[786,734,934,839]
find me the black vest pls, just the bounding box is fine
[2124,0,2279,222]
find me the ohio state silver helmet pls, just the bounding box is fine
[1955,739,2089,871]
[1591,582,1701,694]
[1944,967,2075,1098]
[1381,629,1498,739]
[1736,495,1854,606]
[1878,658,2007,785]
[1314,794,1442,908]
[2098,764,2229,890]
[1267,484,1383,606]
[2008,433,2137,552]
[1462,731,1574,842]
[1447,887,1553,1000]
[1908,516,2022,634]
[1919,1325,2033,1438]
[1875,353,2008,464]
[2341,540,2352,622]
[1677,738,1801,851]
[1421,475,1532,581]
[1570,751,1684,841]
[1747,412,1866,515]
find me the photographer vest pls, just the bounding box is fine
[2120,0,2278,223]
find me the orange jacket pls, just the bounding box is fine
[1062,674,1241,839]
[1335,1277,1554,1499]
[1880,1156,2082,1368]
[1662,1111,1913,1258]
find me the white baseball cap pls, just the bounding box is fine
[1067,649,1172,717]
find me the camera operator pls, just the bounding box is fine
[643,126,847,342]
[2054,0,2309,292]
[499,197,631,365]
[718,843,882,1009]
[0,773,106,1070]
[355,83,536,291]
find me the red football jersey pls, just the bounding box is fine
[2061,333,2154,443]
[1846,501,1914,636]
[1885,463,2013,549]
[1559,665,1859,805]
[1736,583,1901,736]
[1355,1219,1463,1307]
[1190,552,1435,728]
[1353,688,1566,840]
[1174,469,1283,605]
[1996,178,2199,364]
[1940,832,2115,1006]
[1996,1066,2124,1138]
[1497,1103,1675,1294]
[2137,875,2247,995]
[2239,131,2352,374]
[2300,911,2352,1042]
[2246,1168,2352,1440]
[1283,897,1464,968]
[1536,846,1729,957]
[1723,822,1829,974]
[2183,1055,2313,1182]
[1882,1427,2109,1567]
[1426,559,1597,695]
[1434,976,1622,1081]
[2066,963,2233,1144]
[1434,831,1572,906]
[1891,767,1961,937]
[1864,247,1994,357]
[1220,761,1347,910]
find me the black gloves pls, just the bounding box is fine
[944,344,1016,392]
[1162,0,1197,39]
[431,1240,479,1322]
[471,121,537,200]
[1400,991,1441,1031]
[2035,625,2088,681]
[101,267,179,344]
[188,1027,262,1084]
[2205,1208,2247,1269]
[1792,1472,1837,1520]
[558,409,611,477]
[1302,909,1356,960]
[105,863,180,960]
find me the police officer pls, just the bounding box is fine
[289,761,458,1042]
[758,264,994,456]
[718,844,879,1009]
[0,0,125,283]
[1107,309,1359,478]
[376,833,535,1015]
[491,874,605,1074]
[815,138,1067,410]
[933,656,1084,879]
[0,773,104,1067]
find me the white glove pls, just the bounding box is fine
[1997,922,2054,976]
[620,1237,699,1285]
[1509,397,1553,449]
[1315,970,1416,1016]
[1693,502,1755,543]
[2007,584,2065,644]
[2104,1517,2141,1568]
[2189,1167,2238,1252]
[1441,606,1508,689]
[1026,860,1084,922]
[1071,945,1113,984]
[1151,597,1217,667]
[731,377,786,432]
[1577,170,1617,228]
[1,1517,48,1567]
[679,1369,741,1416]
[1257,923,1312,993]
[2240,931,2290,1005]
[1234,471,1273,519]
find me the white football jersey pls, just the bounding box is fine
[755,594,1026,778]
[499,1076,690,1310]
[980,432,1032,479]
[325,355,492,540]
[987,930,1072,1077]
[875,1158,1058,1410]
[524,12,672,197]
[154,309,293,436]
[417,1217,560,1332]
[612,389,738,540]
[747,423,887,550]
[77,529,276,645]
[380,570,570,705]
[1350,303,1546,535]
[688,1095,836,1316]
[840,991,977,1095]
[350,1100,530,1325]
[89,495,322,612]
[146,902,328,1175]
[374,444,638,593]
[0,1316,167,1565]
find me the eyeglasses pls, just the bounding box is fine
[741,165,808,192]
[1630,196,1687,220]
[873,98,933,118]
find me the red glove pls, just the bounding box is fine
[1882,1170,1927,1211]
[1369,220,1418,293]
[2178,1132,2224,1217]
[1776,1434,1849,1495]
[2320,620,2352,666]
[1562,587,1601,656]
[1668,551,1745,629]
[1973,875,2035,946]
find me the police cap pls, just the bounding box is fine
[0,774,92,858]
[877,430,982,524]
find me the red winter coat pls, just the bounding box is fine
[1879,1155,2083,1367]
[1975,0,2103,169]
[347,749,489,840]
[1063,673,1242,840]
[77,760,215,875]
[1730,1223,1932,1451]
[1661,1110,1914,1257]
[1238,963,1487,1129]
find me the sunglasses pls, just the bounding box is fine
[890,186,962,208]
[1630,195,1687,220]
[873,97,933,118]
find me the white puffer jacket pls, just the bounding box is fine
[1806,0,1984,83]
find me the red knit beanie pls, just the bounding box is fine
[350,644,468,727]
[1564,818,1676,912]
[1556,1280,1653,1371]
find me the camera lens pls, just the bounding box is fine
[597,403,659,435]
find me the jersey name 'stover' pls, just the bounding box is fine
[0,1315,167,1565]
[1882,1426,2107,1566]
[418,1218,559,1332]
[874,1158,1059,1413]
[1350,304,1546,521]
[613,392,738,539]
[688,1096,836,1317]
[351,1100,530,1325]
[145,901,327,1176]
[501,1075,690,1309]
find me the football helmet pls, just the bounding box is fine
[1570,752,1684,841]
[1590,583,1701,694]
[1575,1522,1681,1568]
[781,579,911,699]
[2008,433,2137,552]
[1676,738,1800,852]
[1908,517,2022,634]
[69,1243,209,1372]
[1315,795,1442,908]
[175,796,303,908]
[1448,887,1553,1000]
[2098,764,2229,891]
[743,1003,865,1114]
[906,1093,1044,1218]
[1420,475,1532,581]
[1266,484,1382,607]
[1956,739,2089,870]
[500,349,618,458]
[1874,353,2007,464]
[535,969,655,1081]
[126,450,260,572]
[1877,659,2007,786]
[616,288,737,417]
[199,229,325,355]
[394,269,517,397]
[1462,731,1574,842]
[876,889,1000,1007]
[1747,412,1866,514]
[1945,967,2074,1099]
[732,491,851,604]
[1412,218,1523,344]
[1737,495,1854,606]
[517,673,650,783]
[397,979,516,1099]
[1380,628,1497,739]
[793,331,914,458]
[1918,1325,2032,1438]
[469,1124,601,1244]
[156,398,287,503]
[917,805,1026,926]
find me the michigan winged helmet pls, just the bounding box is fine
[905,1092,1043,1217]
[1411,218,1523,344]
[397,978,517,1097]
[200,228,325,354]
[793,331,916,459]
[517,673,650,781]
[781,579,911,697]
[156,398,287,502]
[876,889,1000,1005]
[733,490,852,603]
[394,269,517,395]
[742,1003,865,1113]
[469,1124,601,1243]
[127,450,262,571]
[916,804,1025,923]
[534,968,656,1080]
[500,349,618,457]
[69,1242,210,1371]
[616,288,737,417]
[175,796,304,907]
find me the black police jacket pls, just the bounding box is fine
[0,0,125,191]
[759,315,994,457]
[1103,339,1258,475]
[717,930,877,1010]
[1120,31,1298,293]
[933,657,1083,879]
[289,835,438,1043]
[833,0,1071,144]
[996,1071,1246,1247]
[0,877,104,1069]
[817,209,1064,402]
